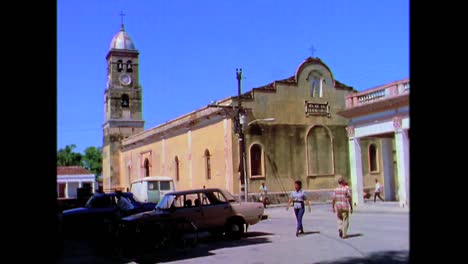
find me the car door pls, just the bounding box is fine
[147,181,160,203]
[170,193,205,230]
[85,195,117,232]
[201,190,233,229]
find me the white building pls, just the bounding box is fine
[338,78,409,208]
[57,166,96,199]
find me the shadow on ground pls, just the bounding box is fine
[315,250,409,264]
[57,231,274,264]
[297,231,320,237]
[344,233,363,239]
[139,232,273,264]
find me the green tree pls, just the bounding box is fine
[82,146,102,178]
[57,144,82,166]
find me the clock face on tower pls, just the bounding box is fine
[119,74,132,86]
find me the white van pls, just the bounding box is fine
[130,176,176,203]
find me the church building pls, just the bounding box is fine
[101,21,395,203]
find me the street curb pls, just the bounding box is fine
[265,202,331,208]
[353,209,409,215]
[265,202,409,214]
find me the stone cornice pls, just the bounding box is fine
[103,120,145,128]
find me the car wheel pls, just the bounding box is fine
[225,219,244,240]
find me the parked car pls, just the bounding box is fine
[120,188,268,240]
[61,192,156,238]
[130,176,176,203]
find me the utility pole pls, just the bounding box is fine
[236,68,248,202]
[207,69,249,202]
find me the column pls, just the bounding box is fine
[395,129,409,207]
[78,181,82,188]
[381,138,396,201]
[348,132,364,206]
[64,183,69,199]
[91,181,95,193]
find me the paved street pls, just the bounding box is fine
[59,202,408,264]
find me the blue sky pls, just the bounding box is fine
[58,0,409,153]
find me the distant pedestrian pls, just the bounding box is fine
[332,176,353,239]
[374,178,384,202]
[259,182,268,208]
[286,180,311,237]
[202,185,208,205]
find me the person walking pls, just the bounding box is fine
[259,182,268,208]
[343,180,352,229]
[202,185,208,205]
[374,178,385,202]
[332,176,353,239]
[286,180,311,237]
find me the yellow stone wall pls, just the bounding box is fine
[119,118,235,193]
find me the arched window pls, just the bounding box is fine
[144,158,150,177]
[126,60,133,72]
[369,144,379,173]
[306,125,334,175]
[250,144,264,177]
[117,60,123,72]
[175,156,180,181]
[204,149,211,180]
[310,78,322,97]
[308,71,323,98]
[121,94,129,108]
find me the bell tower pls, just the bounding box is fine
[102,15,144,191]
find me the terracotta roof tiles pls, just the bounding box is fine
[57,166,93,176]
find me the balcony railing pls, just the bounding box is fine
[345,79,409,108]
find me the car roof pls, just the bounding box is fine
[131,176,174,183]
[165,188,223,196]
[93,192,133,198]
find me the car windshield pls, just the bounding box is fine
[221,190,238,203]
[160,181,171,191]
[85,196,95,208]
[156,194,176,210]
[85,195,112,208]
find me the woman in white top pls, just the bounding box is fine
[286,180,311,236]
